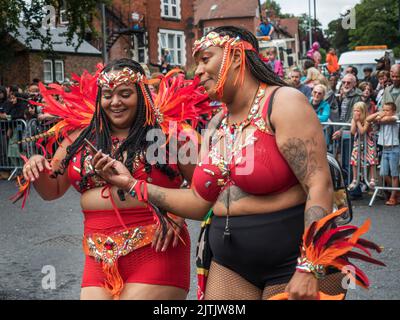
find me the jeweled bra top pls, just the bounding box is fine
[191,90,299,202]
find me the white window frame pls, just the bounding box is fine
[60,0,69,25]
[131,34,148,64]
[160,0,181,20]
[54,60,65,83]
[158,29,186,66]
[43,60,65,84]
[43,60,53,83]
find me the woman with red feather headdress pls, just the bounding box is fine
[16,58,216,300]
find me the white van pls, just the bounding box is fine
[338,46,395,78]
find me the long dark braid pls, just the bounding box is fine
[211,26,288,87]
[60,58,178,186]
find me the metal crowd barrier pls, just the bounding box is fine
[0,119,28,180]
[0,118,56,181]
[322,120,400,207]
[25,118,55,156]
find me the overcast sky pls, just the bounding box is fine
[264,0,362,29]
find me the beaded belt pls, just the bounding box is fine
[83,224,156,264]
[82,224,157,298]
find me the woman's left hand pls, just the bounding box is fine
[92,151,133,190]
[151,215,185,252]
[285,270,319,300]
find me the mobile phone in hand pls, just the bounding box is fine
[84,138,99,154]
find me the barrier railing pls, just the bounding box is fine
[0,119,28,180]
[322,120,400,207]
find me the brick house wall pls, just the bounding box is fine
[94,0,196,72]
[197,17,259,39]
[3,51,101,88]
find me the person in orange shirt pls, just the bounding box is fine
[326,48,340,75]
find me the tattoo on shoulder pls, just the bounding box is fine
[217,185,249,209]
[304,205,328,228]
[280,137,322,185]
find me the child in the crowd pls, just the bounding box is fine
[367,102,399,205]
[349,102,379,190]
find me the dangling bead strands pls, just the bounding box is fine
[192,32,258,100]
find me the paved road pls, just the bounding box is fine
[0,180,398,300]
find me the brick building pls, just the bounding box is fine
[2,26,102,87]
[97,0,197,73]
[194,0,299,42]
[194,0,261,39]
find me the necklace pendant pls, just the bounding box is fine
[223,229,231,244]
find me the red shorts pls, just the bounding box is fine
[81,208,190,292]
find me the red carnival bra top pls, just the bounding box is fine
[192,91,299,202]
[67,137,183,193]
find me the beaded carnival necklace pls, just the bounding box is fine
[211,82,267,173]
[216,83,267,243]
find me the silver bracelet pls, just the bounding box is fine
[127,180,138,194]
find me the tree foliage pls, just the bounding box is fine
[0,0,109,66]
[325,0,400,55]
[348,0,400,51]
[325,18,350,55]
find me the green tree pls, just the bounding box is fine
[325,18,350,55]
[1,0,109,73]
[348,0,400,51]
[262,0,295,19]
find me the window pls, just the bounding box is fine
[60,0,69,25]
[54,60,64,83]
[158,29,186,66]
[43,60,64,83]
[43,60,53,83]
[160,0,181,19]
[132,34,147,64]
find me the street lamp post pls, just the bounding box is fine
[101,3,108,64]
[308,0,312,48]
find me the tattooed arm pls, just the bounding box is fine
[272,87,333,228]
[270,87,333,300]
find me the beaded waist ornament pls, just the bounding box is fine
[83,224,156,298]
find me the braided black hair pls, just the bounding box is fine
[211,26,288,87]
[60,58,178,188]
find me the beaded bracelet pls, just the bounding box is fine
[127,180,138,198]
[296,256,326,279]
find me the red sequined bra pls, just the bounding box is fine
[67,137,183,193]
[192,92,299,202]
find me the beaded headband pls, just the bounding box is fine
[96,67,162,126]
[192,32,257,99]
[97,67,144,89]
[192,32,256,56]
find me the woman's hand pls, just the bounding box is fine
[92,151,133,191]
[23,155,52,182]
[151,215,185,252]
[285,270,319,300]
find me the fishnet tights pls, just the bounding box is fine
[205,261,347,300]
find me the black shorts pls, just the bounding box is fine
[209,204,305,289]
